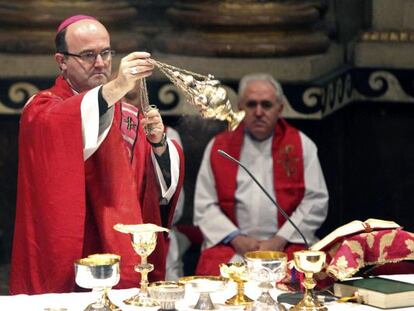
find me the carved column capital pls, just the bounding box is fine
[0,0,146,53]
[155,0,330,57]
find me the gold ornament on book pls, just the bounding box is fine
[138,60,245,131]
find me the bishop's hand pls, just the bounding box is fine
[117,51,154,92]
[102,51,154,107]
[142,107,167,155]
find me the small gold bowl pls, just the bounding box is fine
[148,281,185,310]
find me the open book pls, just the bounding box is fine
[310,218,401,251]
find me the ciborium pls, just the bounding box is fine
[74,253,121,311]
[245,251,288,311]
[148,281,185,310]
[179,276,226,310]
[291,250,327,311]
[219,262,253,306]
[113,223,169,307]
[151,60,245,131]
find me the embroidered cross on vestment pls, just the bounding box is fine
[277,145,299,178]
[124,116,137,131]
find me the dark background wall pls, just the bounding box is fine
[0,116,18,265]
[291,101,414,238]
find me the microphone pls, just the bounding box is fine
[217,149,309,248]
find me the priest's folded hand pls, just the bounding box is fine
[230,235,260,256]
[258,235,288,251]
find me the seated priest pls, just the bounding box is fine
[9,15,184,294]
[193,73,329,275]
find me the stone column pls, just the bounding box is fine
[128,0,173,50]
[155,0,331,57]
[353,0,414,104]
[355,0,414,68]
[0,0,146,53]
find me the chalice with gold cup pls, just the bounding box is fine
[219,262,253,306]
[291,250,327,311]
[74,253,121,311]
[245,251,288,311]
[113,223,169,307]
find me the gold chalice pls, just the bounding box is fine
[291,250,327,311]
[148,281,185,310]
[179,276,227,310]
[220,262,253,306]
[245,251,288,311]
[113,223,169,307]
[74,253,121,311]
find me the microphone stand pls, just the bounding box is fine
[217,149,309,248]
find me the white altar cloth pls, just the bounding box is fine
[1,275,414,311]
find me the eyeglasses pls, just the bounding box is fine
[245,100,278,110]
[61,48,115,64]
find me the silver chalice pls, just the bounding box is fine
[74,253,121,311]
[245,251,288,311]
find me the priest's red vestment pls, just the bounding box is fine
[9,76,184,294]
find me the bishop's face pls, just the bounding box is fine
[57,19,112,93]
[238,80,284,141]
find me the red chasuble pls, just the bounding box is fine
[196,120,305,275]
[9,76,184,294]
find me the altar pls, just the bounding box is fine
[1,274,413,311]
